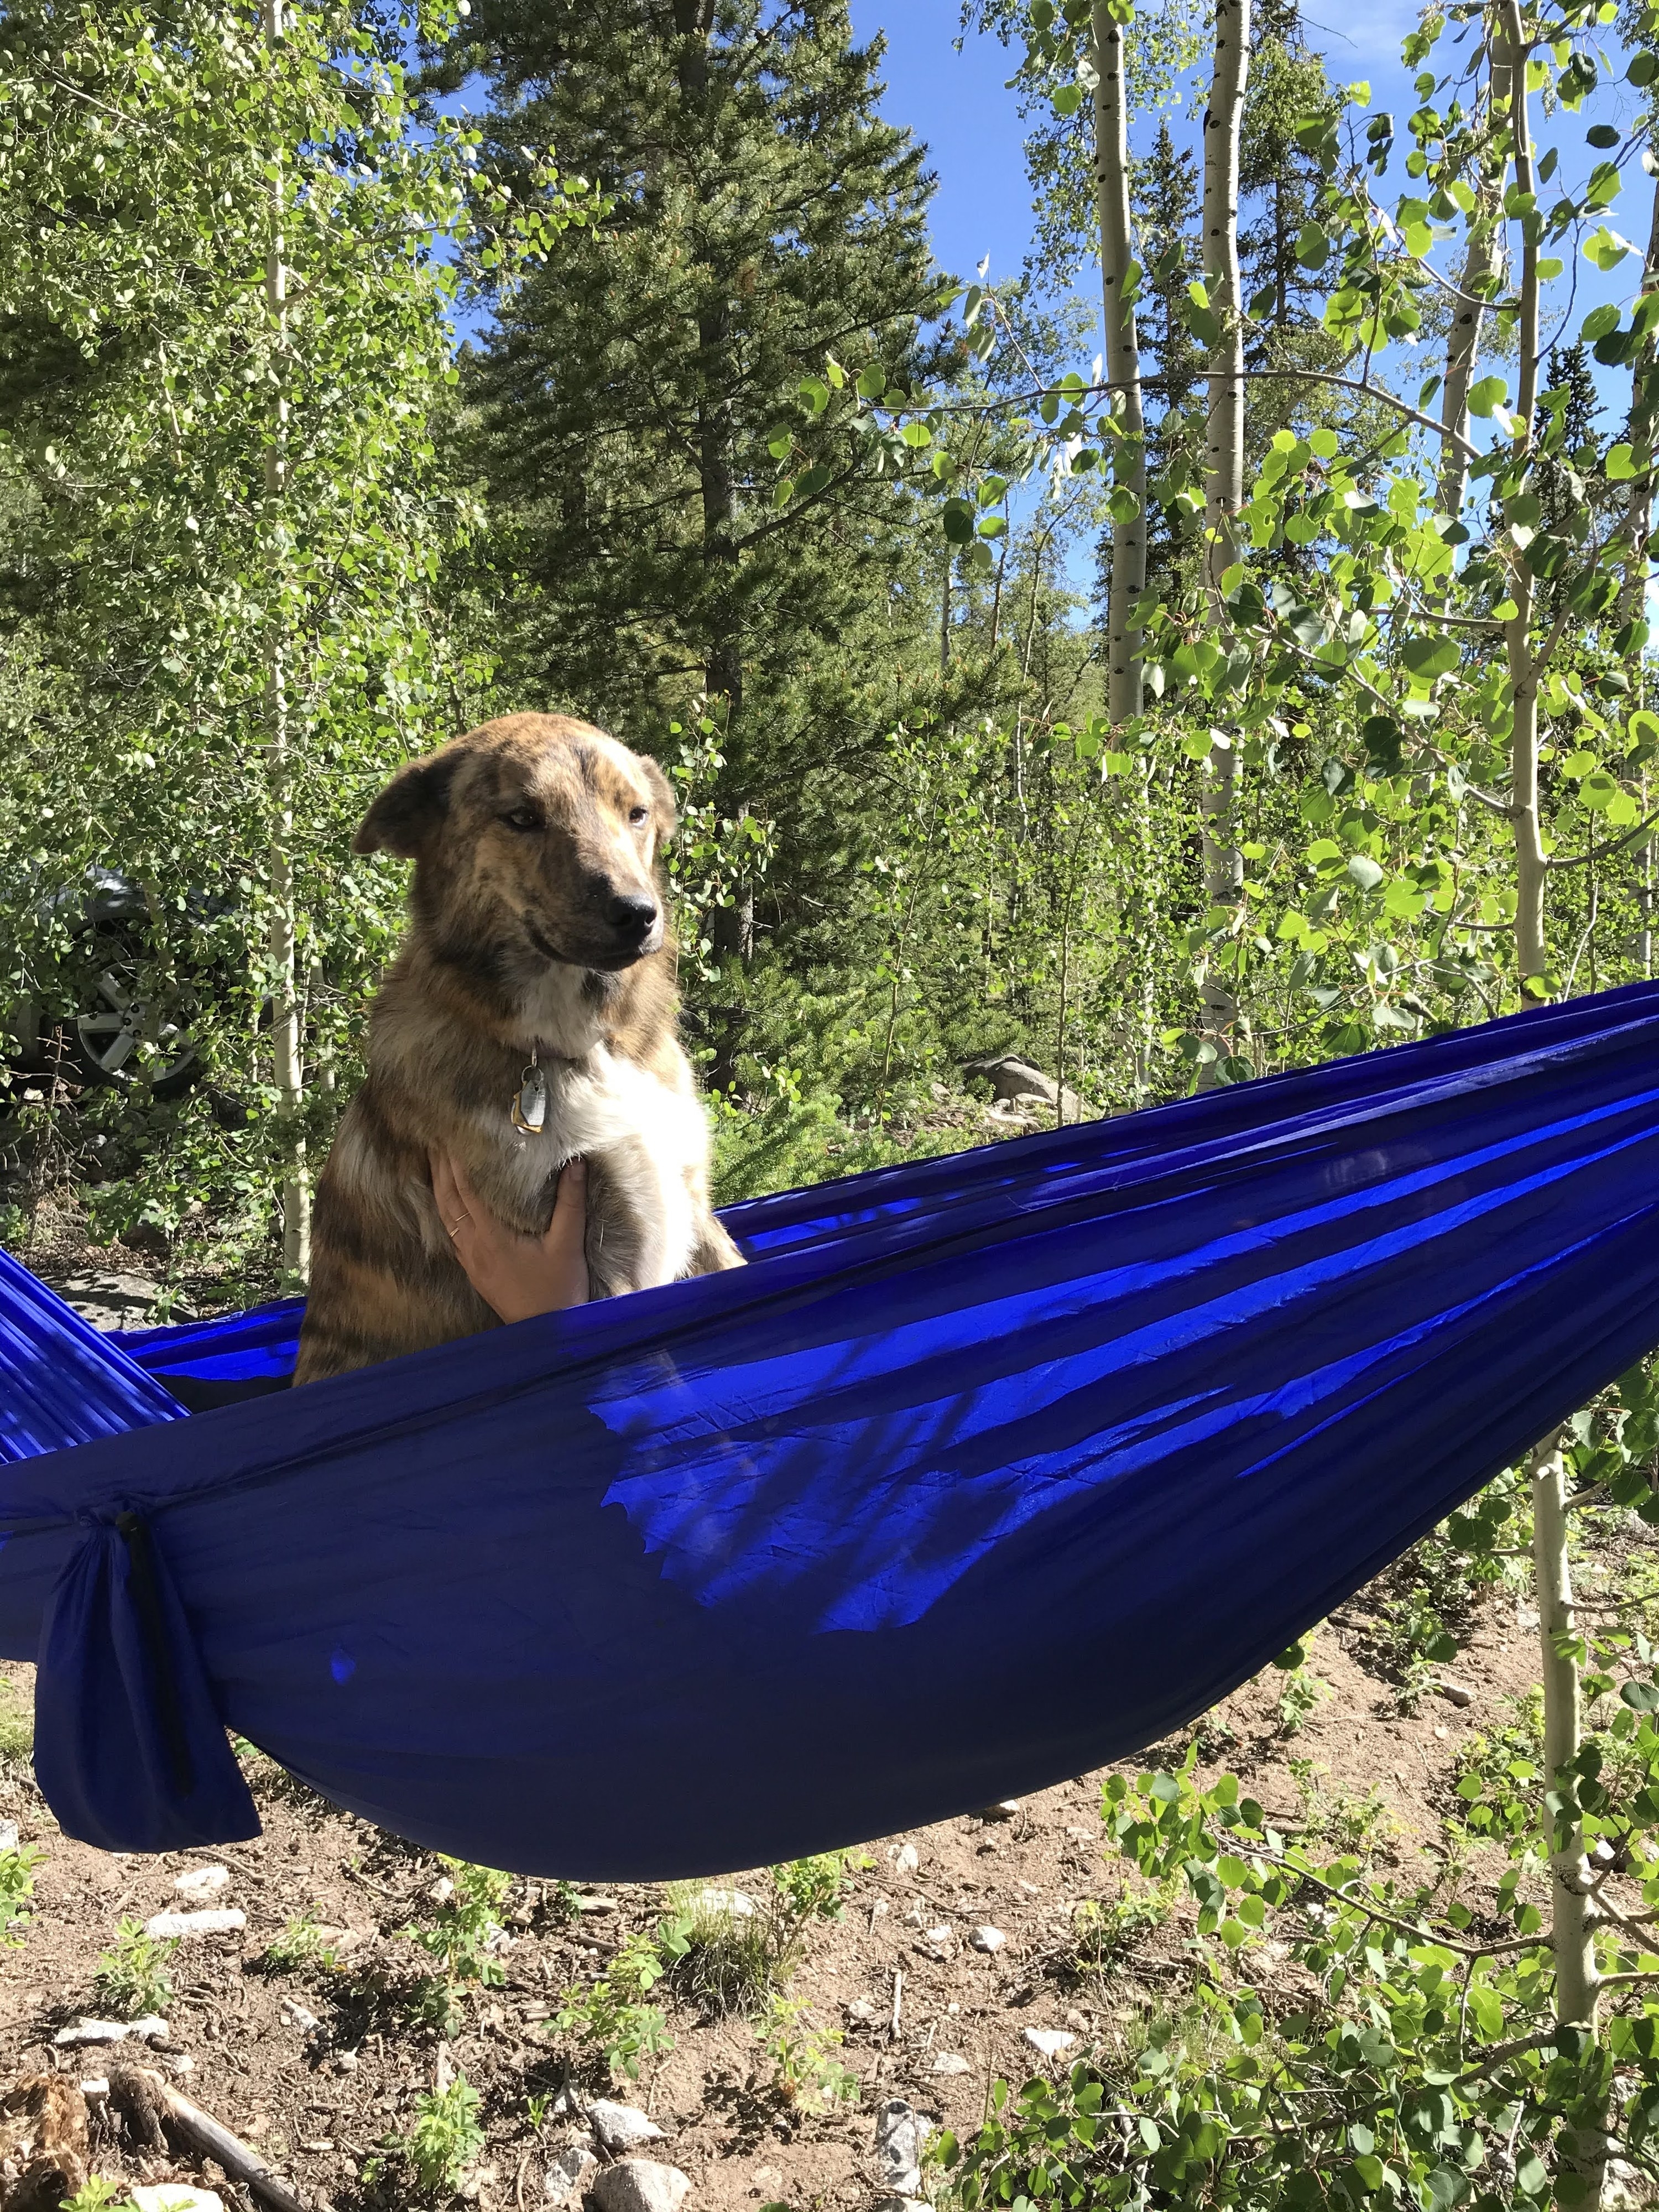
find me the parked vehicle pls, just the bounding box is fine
[6,868,232,1102]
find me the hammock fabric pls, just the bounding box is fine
[4,983,1659,1875]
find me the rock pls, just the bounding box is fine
[545,2143,598,2210]
[589,2101,666,2155]
[894,1843,919,1876]
[0,2076,90,2212]
[963,1056,1084,1122]
[142,1907,246,1939]
[328,2051,359,2075]
[572,1893,618,1914]
[280,1998,321,2035]
[845,1996,880,2024]
[1434,1678,1475,1709]
[980,1801,1021,1823]
[131,2190,223,2212]
[54,2016,169,2047]
[59,1271,191,1332]
[174,1866,229,1895]
[1023,2028,1077,2061]
[591,2159,692,2212]
[875,2099,931,2199]
[932,2053,972,2076]
[969,1925,1006,1953]
[693,1887,755,1919]
[924,1923,952,1945]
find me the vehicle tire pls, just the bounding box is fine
[5,999,49,1074]
[66,944,205,1101]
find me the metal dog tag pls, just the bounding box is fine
[511,1053,547,1136]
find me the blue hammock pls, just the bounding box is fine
[4,982,1659,1874]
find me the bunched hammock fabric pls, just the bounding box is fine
[4,983,1659,1873]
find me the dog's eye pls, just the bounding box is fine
[501,807,541,832]
[628,805,650,825]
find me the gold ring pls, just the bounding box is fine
[445,1214,469,1239]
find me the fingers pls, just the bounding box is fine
[447,1154,485,1214]
[430,1149,465,1236]
[546,1155,587,1240]
[544,1155,589,1305]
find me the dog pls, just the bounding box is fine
[293,712,744,1385]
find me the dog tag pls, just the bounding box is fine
[511,1058,547,1136]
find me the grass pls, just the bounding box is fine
[0,1670,31,1764]
[262,1908,341,1972]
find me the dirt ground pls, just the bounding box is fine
[0,1531,1592,2212]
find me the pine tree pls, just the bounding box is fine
[451,0,951,837]
[1128,120,1204,612]
[1237,0,1335,346]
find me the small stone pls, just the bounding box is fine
[845,1996,880,2024]
[894,1843,919,1876]
[932,2054,972,2077]
[174,1866,229,1895]
[142,1908,246,1940]
[280,1999,321,2036]
[54,2017,169,2047]
[969,1925,1005,1953]
[924,1923,952,1945]
[589,2101,666,2155]
[1023,2029,1077,2061]
[131,2191,223,2212]
[1434,1679,1475,1709]
[875,2099,931,2199]
[573,1893,618,1914]
[981,1801,1021,1823]
[591,2159,691,2212]
[694,1887,755,1919]
[328,2052,359,2075]
[1433,1725,1448,1741]
[545,2143,598,2210]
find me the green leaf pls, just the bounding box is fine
[1052,83,1083,116]
[1467,375,1507,417]
[1347,854,1384,891]
[1585,225,1635,271]
[1403,633,1458,678]
[1607,444,1637,481]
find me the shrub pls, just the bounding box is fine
[93,1919,176,2016]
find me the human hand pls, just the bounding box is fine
[430,1149,589,1323]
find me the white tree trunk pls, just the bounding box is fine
[1091,2,1146,726]
[264,0,309,1282]
[1437,24,1510,520]
[1499,0,1547,999]
[1621,167,1659,628]
[1197,0,1250,1085]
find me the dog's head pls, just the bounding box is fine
[354,714,677,983]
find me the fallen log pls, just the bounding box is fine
[109,2068,307,2212]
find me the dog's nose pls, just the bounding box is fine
[609,893,658,940]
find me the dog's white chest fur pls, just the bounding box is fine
[495,1044,707,1288]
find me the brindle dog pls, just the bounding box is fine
[293,712,744,1385]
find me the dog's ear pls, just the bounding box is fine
[639,754,677,847]
[353,749,466,859]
